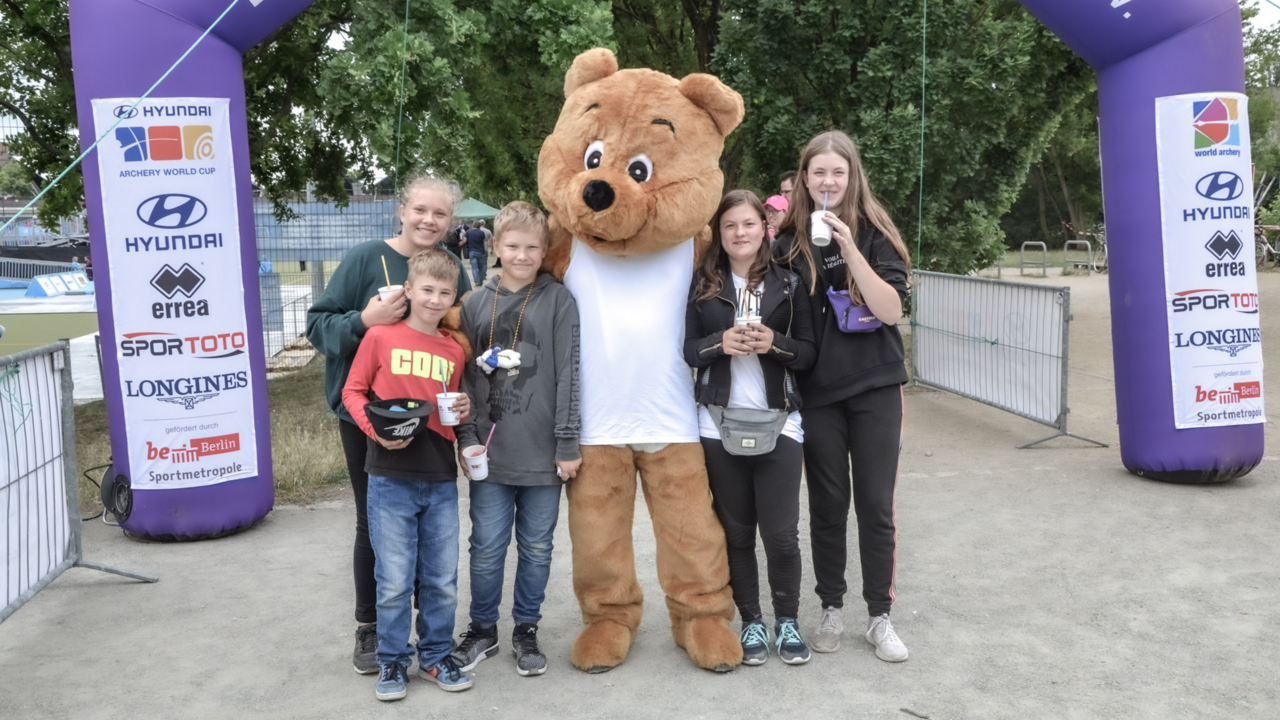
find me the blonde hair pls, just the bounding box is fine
[778,131,912,301]
[399,173,462,210]
[406,247,460,286]
[493,200,549,247]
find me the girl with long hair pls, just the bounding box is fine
[684,190,817,665]
[774,130,913,662]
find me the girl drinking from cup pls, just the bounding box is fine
[306,175,472,675]
[684,190,817,665]
[773,130,913,662]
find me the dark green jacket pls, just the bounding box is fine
[305,239,471,423]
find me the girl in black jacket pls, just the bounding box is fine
[684,190,817,666]
[774,130,913,663]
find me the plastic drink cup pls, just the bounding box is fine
[436,392,461,426]
[810,211,833,247]
[462,446,489,480]
[378,284,401,302]
[735,315,762,326]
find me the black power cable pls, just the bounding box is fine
[80,463,111,522]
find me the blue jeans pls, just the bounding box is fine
[468,481,562,626]
[367,474,460,668]
[470,254,487,286]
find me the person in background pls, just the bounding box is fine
[779,171,797,198]
[70,256,82,272]
[306,174,471,677]
[773,130,914,663]
[445,218,467,258]
[762,195,788,241]
[84,253,93,280]
[684,190,816,666]
[466,221,488,285]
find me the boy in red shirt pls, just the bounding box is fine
[343,248,473,700]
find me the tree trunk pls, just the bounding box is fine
[1035,163,1050,242]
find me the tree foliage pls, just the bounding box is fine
[715,0,1093,273]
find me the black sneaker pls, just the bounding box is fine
[353,623,378,675]
[512,622,547,676]
[450,622,499,672]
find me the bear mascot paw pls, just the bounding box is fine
[538,47,746,673]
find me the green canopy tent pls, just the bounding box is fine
[455,198,500,220]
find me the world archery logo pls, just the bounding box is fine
[1193,98,1241,150]
[114,125,215,162]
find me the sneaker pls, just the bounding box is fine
[774,617,811,665]
[512,622,548,676]
[374,662,408,701]
[865,613,909,662]
[450,622,499,672]
[739,619,769,666]
[812,606,843,653]
[353,623,378,675]
[419,655,474,692]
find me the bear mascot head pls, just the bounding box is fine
[536,48,747,673]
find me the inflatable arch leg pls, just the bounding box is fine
[1019,0,1263,483]
[69,0,319,538]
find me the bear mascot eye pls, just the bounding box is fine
[627,154,653,183]
[584,140,604,170]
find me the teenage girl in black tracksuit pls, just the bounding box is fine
[773,130,914,662]
[684,190,817,666]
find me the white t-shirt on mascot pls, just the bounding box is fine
[565,237,699,445]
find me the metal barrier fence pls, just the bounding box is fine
[909,271,1105,448]
[1,341,155,625]
[0,258,76,281]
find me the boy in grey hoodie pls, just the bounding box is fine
[452,201,581,677]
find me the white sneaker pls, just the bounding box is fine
[812,606,843,653]
[865,614,908,662]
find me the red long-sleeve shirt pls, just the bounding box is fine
[342,322,465,481]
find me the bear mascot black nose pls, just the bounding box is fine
[582,180,615,212]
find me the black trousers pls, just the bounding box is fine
[338,418,377,624]
[801,383,903,617]
[702,435,803,621]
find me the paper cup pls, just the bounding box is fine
[735,315,762,326]
[810,211,833,247]
[378,285,401,302]
[436,392,461,426]
[462,445,489,480]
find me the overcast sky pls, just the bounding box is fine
[1252,1,1280,29]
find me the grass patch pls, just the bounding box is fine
[1,313,101,355]
[74,356,349,513]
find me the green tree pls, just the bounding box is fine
[0,159,35,197]
[0,0,79,228]
[1244,1,1280,203]
[715,0,1093,274]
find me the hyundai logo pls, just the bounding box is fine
[136,194,207,229]
[113,105,139,119]
[1196,171,1244,202]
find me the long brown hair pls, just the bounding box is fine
[694,190,774,304]
[778,131,912,302]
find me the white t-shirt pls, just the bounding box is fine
[698,273,803,444]
[564,237,700,445]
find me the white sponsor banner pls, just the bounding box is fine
[92,98,256,489]
[1155,92,1265,429]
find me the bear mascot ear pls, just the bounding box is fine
[677,73,745,137]
[564,48,619,98]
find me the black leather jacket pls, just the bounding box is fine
[683,264,817,411]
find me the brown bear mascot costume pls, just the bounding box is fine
[538,48,745,673]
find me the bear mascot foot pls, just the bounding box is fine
[572,620,635,673]
[672,615,742,672]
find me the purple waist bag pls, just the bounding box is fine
[826,287,882,332]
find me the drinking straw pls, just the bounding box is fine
[381,255,391,287]
[484,424,497,450]
[823,191,829,212]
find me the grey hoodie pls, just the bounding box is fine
[457,272,581,485]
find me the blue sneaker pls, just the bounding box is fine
[775,617,811,665]
[375,662,408,701]
[739,619,769,665]
[419,655,474,692]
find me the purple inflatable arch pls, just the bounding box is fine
[69,0,319,539]
[1019,0,1261,482]
[65,0,1254,540]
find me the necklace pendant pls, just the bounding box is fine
[485,346,503,369]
